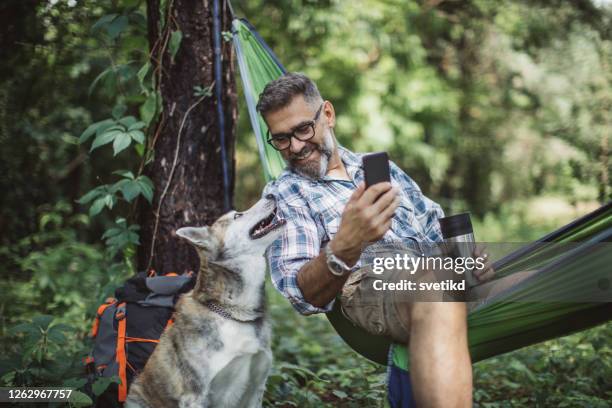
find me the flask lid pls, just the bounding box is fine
[439,212,473,238]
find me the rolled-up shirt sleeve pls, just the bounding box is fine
[264,188,334,315]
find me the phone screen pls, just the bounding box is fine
[362,152,390,188]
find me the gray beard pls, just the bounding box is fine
[289,129,335,180]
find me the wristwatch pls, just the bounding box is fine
[325,243,357,277]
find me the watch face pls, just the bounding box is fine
[330,261,343,274]
[329,260,347,275]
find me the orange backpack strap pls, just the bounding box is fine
[165,316,175,330]
[115,302,128,402]
[126,337,160,344]
[90,297,117,338]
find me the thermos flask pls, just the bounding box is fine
[439,212,478,287]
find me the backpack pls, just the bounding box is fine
[84,270,196,407]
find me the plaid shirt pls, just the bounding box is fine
[262,145,445,315]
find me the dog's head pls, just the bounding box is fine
[176,197,286,261]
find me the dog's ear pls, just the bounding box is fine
[176,226,219,258]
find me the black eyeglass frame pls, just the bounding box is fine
[265,103,325,151]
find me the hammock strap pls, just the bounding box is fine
[214,0,231,211]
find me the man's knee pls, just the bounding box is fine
[408,302,467,333]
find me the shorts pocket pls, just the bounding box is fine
[340,277,387,336]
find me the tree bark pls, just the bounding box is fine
[138,0,236,274]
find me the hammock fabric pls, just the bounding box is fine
[231,17,612,372]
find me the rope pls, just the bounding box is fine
[226,0,236,21]
[213,0,231,212]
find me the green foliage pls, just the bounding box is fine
[266,282,612,407]
[102,217,140,257]
[265,289,388,407]
[1,0,610,406]
[0,313,119,408]
[81,115,146,156]
[473,323,612,406]
[169,30,183,62]
[193,83,214,98]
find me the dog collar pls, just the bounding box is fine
[205,301,262,323]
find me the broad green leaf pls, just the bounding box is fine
[9,322,38,337]
[77,187,104,204]
[137,62,150,92]
[127,231,140,245]
[90,129,123,152]
[135,143,145,157]
[332,390,348,399]
[169,30,183,61]
[107,15,129,39]
[104,194,116,209]
[140,91,160,126]
[79,119,114,144]
[129,130,145,144]
[118,116,138,128]
[89,197,106,217]
[46,328,66,343]
[137,176,154,203]
[121,181,141,202]
[88,66,114,96]
[91,13,118,33]
[111,178,129,191]
[92,376,119,396]
[102,228,121,239]
[112,132,132,155]
[50,323,73,333]
[128,121,146,131]
[32,315,54,330]
[98,124,124,135]
[113,170,135,179]
[69,390,93,407]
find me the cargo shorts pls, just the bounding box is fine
[338,243,458,343]
[338,244,419,343]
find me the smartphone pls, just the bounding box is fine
[362,152,391,188]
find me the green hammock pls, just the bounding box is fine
[231,18,612,369]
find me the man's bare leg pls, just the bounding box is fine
[408,302,472,408]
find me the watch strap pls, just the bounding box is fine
[325,243,356,276]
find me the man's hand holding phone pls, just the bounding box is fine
[330,152,399,267]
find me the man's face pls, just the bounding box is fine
[264,95,335,179]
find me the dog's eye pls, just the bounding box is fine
[233,212,243,220]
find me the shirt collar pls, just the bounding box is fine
[336,145,363,182]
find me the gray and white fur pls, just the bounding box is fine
[125,197,285,408]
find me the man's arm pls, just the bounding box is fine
[297,181,399,308]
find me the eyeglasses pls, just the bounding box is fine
[266,103,324,151]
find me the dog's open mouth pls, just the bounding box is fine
[249,208,286,239]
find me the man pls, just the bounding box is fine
[259,73,493,407]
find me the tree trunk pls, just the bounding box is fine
[138,0,237,274]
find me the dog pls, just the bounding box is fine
[125,197,285,408]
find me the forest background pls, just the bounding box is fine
[0,0,610,406]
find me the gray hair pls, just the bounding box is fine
[256,72,323,116]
